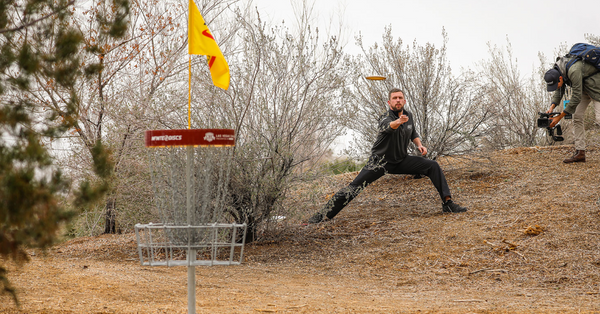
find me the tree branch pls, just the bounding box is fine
[0,0,76,35]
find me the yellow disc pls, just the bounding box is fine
[365,75,386,80]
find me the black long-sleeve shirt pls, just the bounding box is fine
[370,109,420,163]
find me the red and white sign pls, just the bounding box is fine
[145,129,235,147]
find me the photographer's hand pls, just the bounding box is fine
[546,104,556,114]
[550,112,567,128]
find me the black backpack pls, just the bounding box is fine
[565,43,600,72]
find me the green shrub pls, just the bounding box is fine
[323,158,366,175]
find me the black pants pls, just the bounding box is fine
[323,155,451,219]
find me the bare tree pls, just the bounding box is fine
[475,41,555,149]
[346,26,491,160]
[585,34,600,46]
[19,0,239,235]
[186,3,351,242]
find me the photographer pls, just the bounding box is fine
[307,88,467,224]
[544,55,600,163]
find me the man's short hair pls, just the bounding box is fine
[388,88,404,100]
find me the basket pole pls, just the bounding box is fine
[186,146,196,314]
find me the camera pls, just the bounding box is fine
[537,112,563,141]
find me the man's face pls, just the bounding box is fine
[388,91,406,112]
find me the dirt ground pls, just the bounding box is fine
[2,144,600,313]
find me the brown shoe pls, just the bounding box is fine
[563,150,586,163]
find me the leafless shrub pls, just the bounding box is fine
[186,4,351,242]
[473,40,554,149]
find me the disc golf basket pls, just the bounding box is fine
[135,129,246,314]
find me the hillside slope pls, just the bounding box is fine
[1,145,600,313]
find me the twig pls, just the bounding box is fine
[502,239,518,248]
[468,268,508,275]
[286,304,308,309]
[484,240,499,247]
[511,250,526,260]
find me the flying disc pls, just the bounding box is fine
[365,75,386,80]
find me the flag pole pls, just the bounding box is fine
[187,23,195,314]
[188,55,192,130]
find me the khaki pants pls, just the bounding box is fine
[573,92,596,150]
[595,98,600,125]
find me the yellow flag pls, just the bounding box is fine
[188,0,230,90]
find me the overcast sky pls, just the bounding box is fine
[252,0,598,75]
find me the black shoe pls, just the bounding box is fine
[307,213,324,224]
[442,200,467,213]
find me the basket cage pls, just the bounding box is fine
[135,145,246,266]
[135,223,247,266]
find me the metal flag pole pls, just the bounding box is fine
[187,54,196,314]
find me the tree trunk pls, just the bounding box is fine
[103,198,117,234]
[244,223,256,244]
